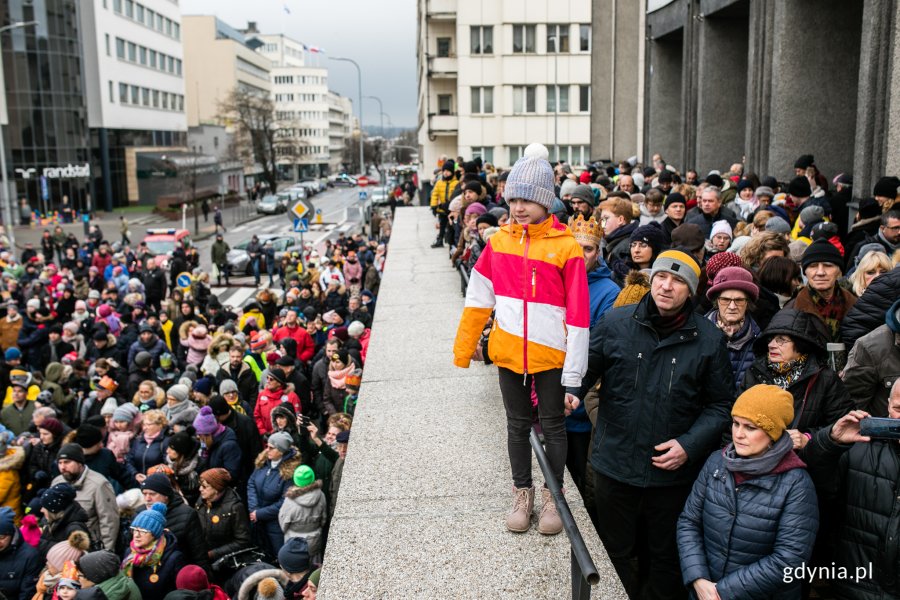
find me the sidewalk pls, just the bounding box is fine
[318,207,627,599]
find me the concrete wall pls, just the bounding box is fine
[645,35,684,165]
[766,0,863,181]
[590,0,642,162]
[885,1,900,179]
[694,14,748,173]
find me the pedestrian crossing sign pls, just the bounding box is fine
[293,218,309,233]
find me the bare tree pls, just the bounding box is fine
[219,87,284,194]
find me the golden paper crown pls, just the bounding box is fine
[569,214,603,245]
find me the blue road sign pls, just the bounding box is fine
[358,190,368,201]
[293,218,309,233]
[176,273,192,289]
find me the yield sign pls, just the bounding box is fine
[290,198,313,220]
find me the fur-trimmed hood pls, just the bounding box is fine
[178,319,199,341]
[253,448,301,480]
[0,446,25,471]
[284,480,323,501]
[208,332,237,357]
[237,567,288,600]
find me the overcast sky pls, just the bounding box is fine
[181,0,417,129]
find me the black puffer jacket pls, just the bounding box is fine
[37,502,92,561]
[161,494,210,573]
[196,486,252,561]
[573,294,735,487]
[842,265,900,348]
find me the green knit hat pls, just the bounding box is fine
[309,568,321,587]
[293,465,315,487]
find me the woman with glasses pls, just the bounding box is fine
[739,308,854,574]
[122,502,185,597]
[704,267,761,395]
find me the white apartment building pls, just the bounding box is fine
[328,92,354,174]
[416,0,592,184]
[252,34,338,178]
[79,0,188,208]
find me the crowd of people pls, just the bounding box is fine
[445,144,900,600]
[0,206,393,599]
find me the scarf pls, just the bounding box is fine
[143,430,161,445]
[808,286,848,341]
[766,355,808,388]
[723,433,794,480]
[122,534,166,578]
[226,395,246,415]
[328,364,355,389]
[648,299,691,339]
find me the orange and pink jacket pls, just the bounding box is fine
[453,215,590,387]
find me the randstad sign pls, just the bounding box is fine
[15,163,91,179]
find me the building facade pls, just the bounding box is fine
[328,92,353,174]
[416,0,592,184]
[80,0,188,209]
[1,0,93,217]
[252,34,333,178]
[595,0,900,198]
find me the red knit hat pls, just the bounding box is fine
[705,251,743,280]
[38,417,64,439]
[175,565,209,592]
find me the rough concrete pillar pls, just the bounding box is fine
[591,0,642,162]
[694,13,749,173]
[766,0,863,181]
[646,35,684,167]
[879,2,900,181]
[744,0,775,177]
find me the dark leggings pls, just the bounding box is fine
[498,367,566,489]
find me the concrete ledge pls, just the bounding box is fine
[319,207,627,599]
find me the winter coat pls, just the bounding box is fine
[602,220,638,269]
[236,567,290,600]
[16,317,47,368]
[0,530,41,600]
[278,481,327,557]
[25,440,61,493]
[211,240,230,266]
[705,310,760,396]
[0,315,22,352]
[124,431,170,483]
[127,334,167,368]
[677,448,818,600]
[453,215,590,386]
[201,426,243,483]
[574,294,735,488]
[223,410,262,484]
[82,571,142,600]
[685,205,739,237]
[0,447,24,516]
[37,502,91,561]
[586,261,621,329]
[50,467,119,551]
[253,387,301,436]
[162,400,200,432]
[429,176,458,209]
[272,325,315,364]
[143,267,168,302]
[247,449,301,555]
[0,401,34,436]
[843,305,900,417]
[163,494,210,572]
[40,338,74,366]
[128,531,186,599]
[197,486,252,561]
[830,440,900,600]
[842,265,900,349]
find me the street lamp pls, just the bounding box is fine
[364,96,387,196]
[548,35,559,162]
[329,56,364,177]
[0,20,39,250]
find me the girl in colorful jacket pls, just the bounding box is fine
[453,143,589,535]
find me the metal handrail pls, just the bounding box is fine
[530,428,600,599]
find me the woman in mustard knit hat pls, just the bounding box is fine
[677,384,819,600]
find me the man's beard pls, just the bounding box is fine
[61,471,79,483]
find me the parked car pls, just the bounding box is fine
[227,234,304,275]
[329,174,357,187]
[257,195,285,215]
[142,228,192,258]
[298,177,327,193]
[293,180,319,197]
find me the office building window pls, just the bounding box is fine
[130,85,139,104]
[509,146,526,165]
[139,46,147,65]
[470,86,493,114]
[142,87,149,106]
[113,0,122,12]
[135,4,143,22]
[437,94,453,115]
[149,50,156,68]
[547,85,569,112]
[105,34,110,56]
[109,81,114,103]
[437,38,451,57]
[580,25,591,52]
[472,147,494,164]
[125,0,133,18]
[152,90,159,107]
[119,83,128,103]
[513,86,536,114]
[116,38,125,58]
[127,42,136,62]
[579,85,590,112]
[547,25,569,53]
[470,26,493,55]
[512,24,536,53]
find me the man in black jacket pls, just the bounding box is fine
[143,258,167,312]
[209,395,261,490]
[569,250,734,600]
[140,473,210,572]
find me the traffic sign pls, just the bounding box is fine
[293,218,309,233]
[176,272,192,290]
[290,197,313,221]
[358,191,368,201]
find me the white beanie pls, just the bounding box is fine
[710,220,733,240]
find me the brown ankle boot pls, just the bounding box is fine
[538,486,563,535]
[506,486,534,533]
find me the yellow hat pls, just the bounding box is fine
[731,384,794,441]
[613,271,651,308]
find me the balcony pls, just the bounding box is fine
[426,0,456,20]
[430,113,458,134]
[429,56,457,79]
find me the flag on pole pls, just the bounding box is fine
[283,4,291,14]
[308,46,324,53]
